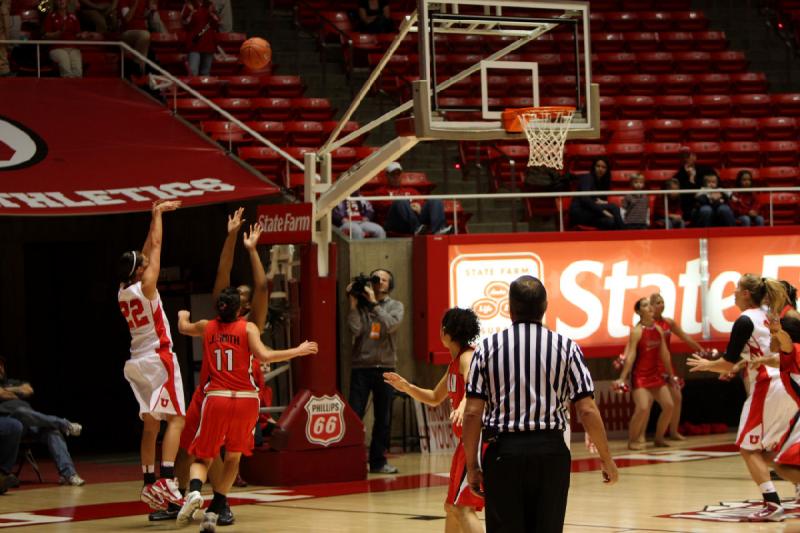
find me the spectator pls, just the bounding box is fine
[119,0,154,75]
[357,0,393,34]
[0,358,85,486]
[692,172,735,227]
[0,0,10,77]
[78,0,117,33]
[673,150,714,222]
[182,0,219,76]
[347,269,404,474]
[730,170,765,227]
[568,157,623,230]
[653,178,686,229]
[0,416,22,493]
[374,162,452,235]
[621,173,649,229]
[43,0,84,78]
[332,197,387,239]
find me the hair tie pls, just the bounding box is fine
[129,251,137,278]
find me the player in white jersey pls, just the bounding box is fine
[117,199,186,515]
[689,274,794,522]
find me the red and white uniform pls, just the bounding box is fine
[735,308,796,451]
[446,350,484,511]
[654,317,672,375]
[119,281,185,420]
[189,318,260,459]
[632,325,666,390]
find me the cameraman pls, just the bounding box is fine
[347,269,404,474]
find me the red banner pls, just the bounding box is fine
[414,228,800,360]
[0,79,279,215]
[257,203,312,244]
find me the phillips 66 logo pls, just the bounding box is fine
[304,395,346,447]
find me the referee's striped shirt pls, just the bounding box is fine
[466,321,595,433]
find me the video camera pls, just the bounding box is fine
[348,273,380,308]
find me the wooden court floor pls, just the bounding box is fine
[3,434,800,532]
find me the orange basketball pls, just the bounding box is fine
[240,37,272,70]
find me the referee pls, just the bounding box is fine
[462,275,618,533]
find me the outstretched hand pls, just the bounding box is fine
[296,340,318,356]
[243,223,262,250]
[686,353,711,373]
[153,199,182,213]
[383,372,411,393]
[228,207,245,234]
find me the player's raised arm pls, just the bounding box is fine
[243,223,268,332]
[245,322,317,363]
[141,200,181,300]
[178,310,208,337]
[212,207,245,302]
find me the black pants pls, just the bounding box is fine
[349,367,394,469]
[384,200,446,234]
[484,430,571,533]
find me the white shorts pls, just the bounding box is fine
[775,411,800,466]
[736,376,797,451]
[124,352,186,421]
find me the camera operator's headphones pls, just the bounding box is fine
[370,268,395,292]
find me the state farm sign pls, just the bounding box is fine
[257,203,312,244]
[448,233,800,350]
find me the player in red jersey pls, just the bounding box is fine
[116,199,186,513]
[615,297,675,450]
[171,212,269,525]
[383,307,483,533]
[176,288,317,532]
[649,293,706,441]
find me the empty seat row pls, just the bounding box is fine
[599,93,800,119]
[201,120,366,147]
[601,117,800,143]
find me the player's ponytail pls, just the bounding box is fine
[117,251,142,285]
[764,277,789,316]
[216,287,241,323]
[441,307,480,349]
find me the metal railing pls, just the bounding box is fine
[346,186,800,235]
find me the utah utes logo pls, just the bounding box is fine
[750,435,760,445]
[161,398,169,408]
[304,395,345,447]
[0,117,48,171]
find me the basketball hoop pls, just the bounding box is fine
[502,106,575,170]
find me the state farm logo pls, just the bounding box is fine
[472,281,511,320]
[257,203,313,244]
[0,117,48,171]
[258,212,311,233]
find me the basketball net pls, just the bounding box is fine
[515,107,575,170]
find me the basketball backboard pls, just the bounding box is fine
[409,0,599,141]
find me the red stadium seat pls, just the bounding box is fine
[637,51,674,74]
[693,30,728,52]
[711,51,748,73]
[284,121,325,146]
[598,52,638,74]
[564,144,608,173]
[606,120,646,142]
[245,121,287,146]
[671,11,710,31]
[589,12,606,32]
[610,169,642,189]
[730,72,769,93]
[180,76,223,98]
[672,51,712,74]
[201,121,248,150]
[644,142,684,169]
[644,119,684,142]
[657,73,695,94]
[658,32,694,52]
[149,32,183,54]
[174,98,213,121]
[686,141,722,168]
[645,169,677,188]
[224,75,263,98]
[489,145,529,190]
[759,166,800,186]
[616,95,656,119]
[398,172,436,194]
[640,12,672,32]
[719,168,759,187]
[604,12,640,32]
[758,117,797,140]
[448,34,487,53]
[238,146,284,176]
[720,117,758,141]
[318,12,352,45]
[265,75,306,98]
[212,98,253,121]
[694,73,731,94]
[159,10,183,33]
[292,97,336,121]
[251,97,292,121]
[655,95,693,118]
[760,141,800,166]
[211,55,241,76]
[769,192,800,225]
[544,75,579,97]
[623,31,659,52]
[621,0,654,11]
[731,94,772,118]
[216,32,247,54]
[595,74,624,96]
[321,120,366,146]
[599,96,618,120]
[621,74,659,95]
[593,32,626,53]
[771,93,800,116]
[156,52,187,74]
[683,118,721,142]
[693,94,732,118]
[329,147,358,174]
[721,141,761,167]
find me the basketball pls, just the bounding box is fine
[239,37,272,70]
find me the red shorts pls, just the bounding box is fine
[633,371,667,390]
[179,388,205,451]
[189,394,259,459]
[447,441,485,511]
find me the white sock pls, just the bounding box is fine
[760,481,777,494]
